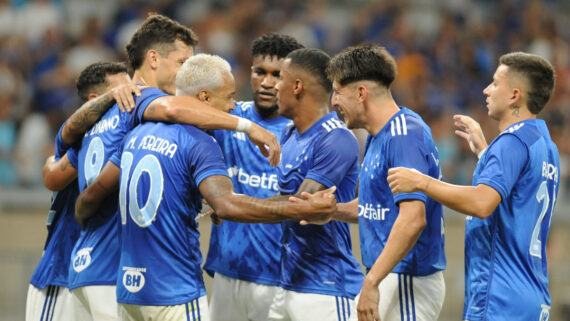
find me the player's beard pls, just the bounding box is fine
[255,102,279,118]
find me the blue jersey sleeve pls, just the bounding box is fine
[306,129,359,188]
[188,135,229,186]
[54,121,71,160]
[475,134,528,200]
[388,132,430,204]
[109,136,127,168]
[67,146,79,169]
[134,87,169,124]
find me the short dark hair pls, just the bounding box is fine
[251,33,304,60]
[287,48,332,93]
[126,13,198,71]
[76,62,127,102]
[499,52,555,114]
[326,44,397,88]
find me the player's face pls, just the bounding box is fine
[275,58,295,119]
[208,71,236,113]
[251,55,284,116]
[331,81,362,129]
[483,64,512,121]
[157,40,193,95]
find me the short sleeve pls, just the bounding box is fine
[54,121,71,160]
[388,132,430,204]
[66,146,79,169]
[188,135,229,186]
[306,129,359,188]
[134,87,169,124]
[109,136,127,167]
[475,134,528,200]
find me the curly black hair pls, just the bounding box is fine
[76,61,127,102]
[251,33,304,59]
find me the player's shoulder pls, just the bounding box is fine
[232,101,254,117]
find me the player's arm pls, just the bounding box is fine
[199,175,336,223]
[75,162,119,228]
[142,96,281,166]
[387,168,501,219]
[357,200,426,321]
[42,153,78,191]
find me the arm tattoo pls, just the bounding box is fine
[67,93,115,137]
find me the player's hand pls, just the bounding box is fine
[291,193,334,225]
[387,167,427,194]
[247,123,281,167]
[200,206,223,226]
[299,186,337,221]
[74,213,88,230]
[453,114,488,156]
[110,75,142,113]
[357,279,381,321]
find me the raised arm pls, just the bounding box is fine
[199,175,336,223]
[75,162,120,228]
[62,81,141,145]
[42,154,78,191]
[142,95,281,166]
[387,167,501,218]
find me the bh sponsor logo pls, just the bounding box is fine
[228,166,278,191]
[72,248,93,272]
[358,203,390,221]
[122,266,147,293]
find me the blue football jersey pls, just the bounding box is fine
[30,122,81,289]
[358,107,446,275]
[66,87,167,290]
[277,112,363,298]
[464,119,559,321]
[204,101,291,286]
[110,122,228,305]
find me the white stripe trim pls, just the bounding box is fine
[395,116,402,135]
[400,114,408,135]
[391,121,396,136]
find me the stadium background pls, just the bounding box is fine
[0,0,569,320]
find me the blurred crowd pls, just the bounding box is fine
[1,0,569,200]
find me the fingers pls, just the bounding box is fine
[288,196,303,203]
[267,135,281,167]
[454,129,470,141]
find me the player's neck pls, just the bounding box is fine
[498,104,535,132]
[365,97,400,136]
[294,99,329,134]
[132,68,158,88]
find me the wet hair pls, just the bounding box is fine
[326,44,397,88]
[287,48,332,93]
[126,13,198,71]
[176,53,232,96]
[499,52,555,114]
[251,33,304,60]
[76,61,127,102]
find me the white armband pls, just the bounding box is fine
[477,148,487,159]
[236,118,252,134]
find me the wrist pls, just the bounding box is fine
[477,148,487,159]
[421,175,432,192]
[236,118,252,134]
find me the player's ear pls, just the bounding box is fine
[357,83,367,103]
[147,49,160,69]
[293,78,303,95]
[198,90,210,103]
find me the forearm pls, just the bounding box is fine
[214,193,309,223]
[63,92,115,145]
[417,175,496,218]
[333,198,359,223]
[365,204,425,286]
[144,96,241,130]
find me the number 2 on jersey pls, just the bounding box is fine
[530,181,555,258]
[119,152,164,227]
